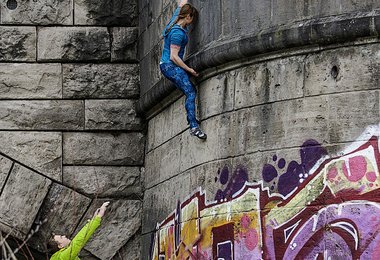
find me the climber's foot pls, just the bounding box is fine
[190,127,207,140]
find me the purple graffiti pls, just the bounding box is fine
[215,166,249,201]
[220,166,229,185]
[278,158,286,169]
[262,139,327,196]
[262,164,278,182]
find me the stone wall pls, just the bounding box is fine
[139,0,380,259]
[0,1,143,259]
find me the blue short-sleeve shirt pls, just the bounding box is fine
[160,7,189,64]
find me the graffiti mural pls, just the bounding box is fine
[150,125,380,260]
[261,139,328,196]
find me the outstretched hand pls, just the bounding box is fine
[94,201,110,218]
[179,0,188,7]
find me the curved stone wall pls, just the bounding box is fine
[138,0,380,114]
[139,1,380,259]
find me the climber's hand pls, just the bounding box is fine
[189,68,199,77]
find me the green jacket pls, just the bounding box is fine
[50,216,101,260]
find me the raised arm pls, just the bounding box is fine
[59,217,101,259]
[178,0,188,7]
[59,202,109,259]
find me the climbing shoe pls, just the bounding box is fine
[190,127,207,140]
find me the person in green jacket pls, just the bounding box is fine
[49,201,110,260]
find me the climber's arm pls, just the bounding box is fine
[59,216,101,259]
[170,45,198,77]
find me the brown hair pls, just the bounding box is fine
[46,237,60,253]
[166,4,199,34]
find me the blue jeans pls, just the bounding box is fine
[160,62,198,129]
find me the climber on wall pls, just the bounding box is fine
[160,0,207,140]
[48,201,110,260]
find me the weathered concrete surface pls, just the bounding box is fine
[63,166,141,197]
[63,64,139,98]
[143,168,192,233]
[111,27,138,62]
[141,233,153,260]
[0,132,61,180]
[0,63,62,99]
[38,27,110,61]
[77,199,142,260]
[29,183,92,253]
[0,156,12,190]
[0,26,36,61]
[0,100,84,130]
[144,135,182,189]
[199,73,234,119]
[328,90,379,143]
[143,43,380,244]
[0,164,51,239]
[85,100,142,131]
[234,56,304,109]
[146,96,187,152]
[74,0,138,26]
[63,132,145,165]
[0,0,72,25]
[305,44,380,96]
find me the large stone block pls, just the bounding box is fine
[63,132,145,165]
[0,0,72,25]
[146,96,187,152]
[0,155,12,190]
[63,64,139,98]
[328,90,379,143]
[85,99,142,131]
[38,27,110,61]
[0,100,84,130]
[111,27,138,62]
[235,95,329,155]
[76,199,142,259]
[63,166,141,197]
[0,132,61,180]
[199,73,234,119]
[179,112,239,172]
[305,44,380,96]
[234,55,304,109]
[74,0,138,26]
[29,183,91,253]
[0,63,62,99]
[0,164,51,239]
[0,26,36,61]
